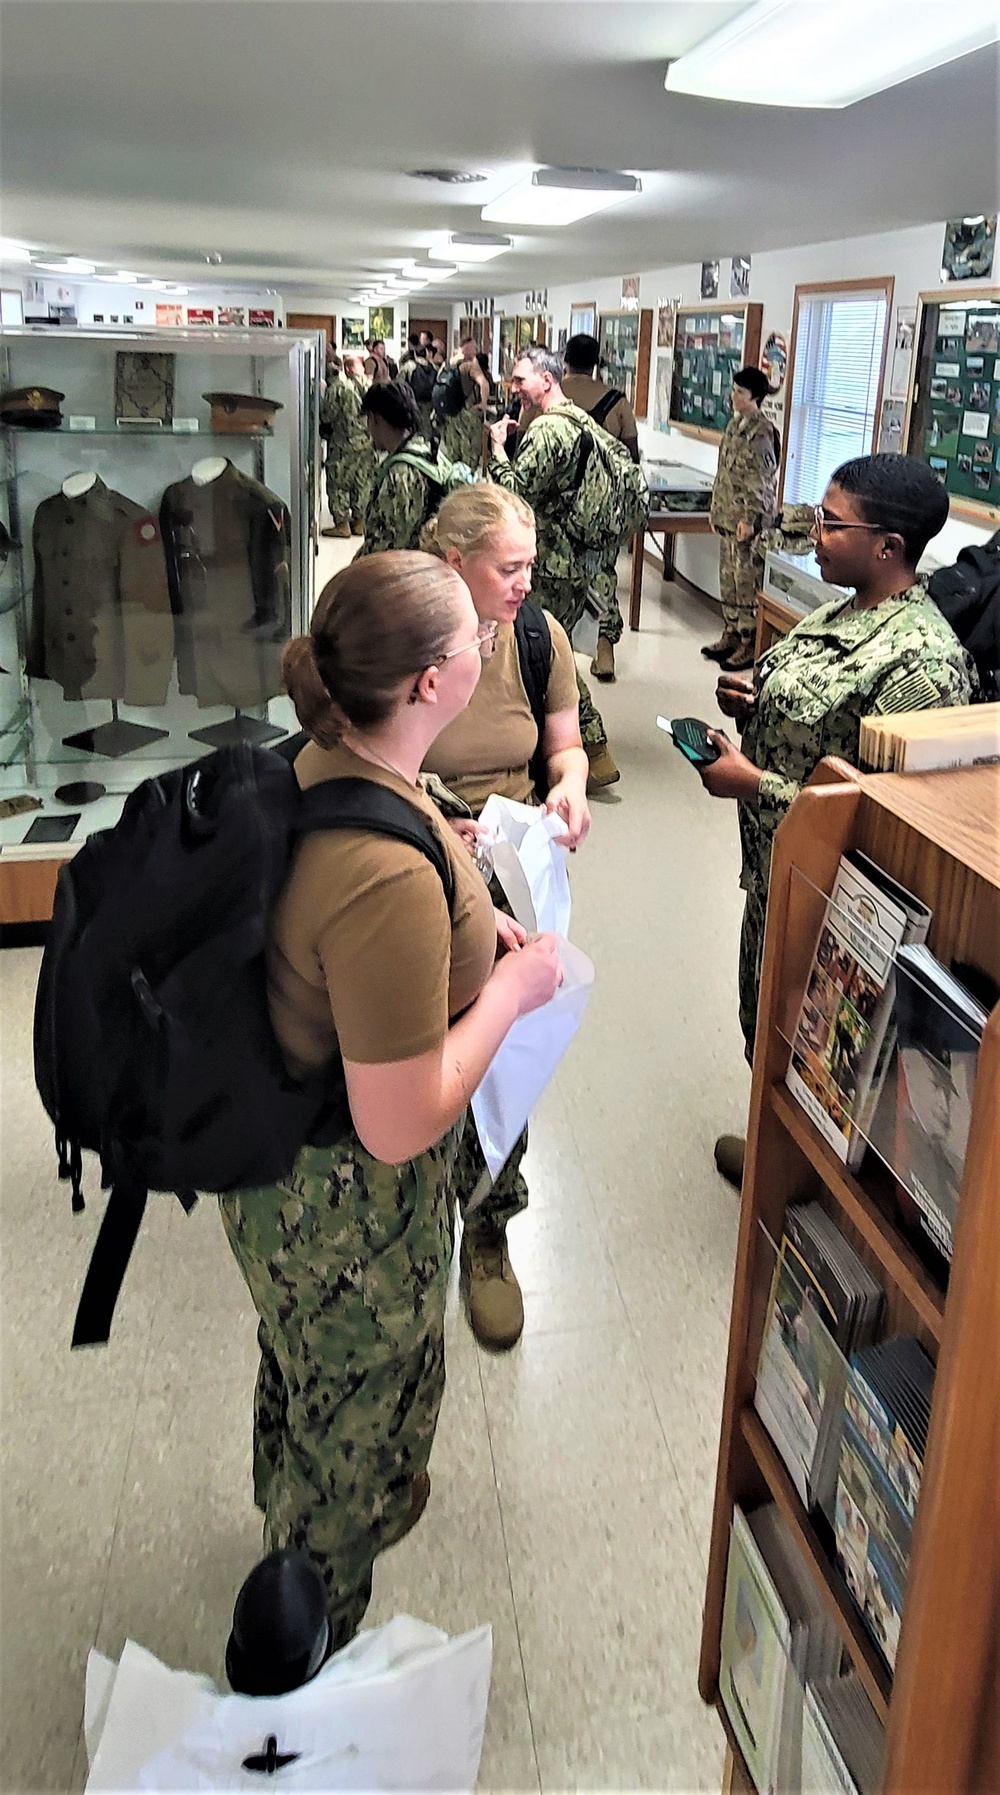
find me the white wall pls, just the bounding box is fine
[492,222,993,600]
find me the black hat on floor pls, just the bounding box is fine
[225,1549,331,1696]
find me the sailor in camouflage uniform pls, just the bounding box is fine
[706,366,779,671]
[320,353,376,539]
[488,347,621,789]
[697,455,973,1184]
[356,381,438,556]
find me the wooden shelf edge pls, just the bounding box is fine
[770,1082,946,1344]
[740,1405,893,1723]
[716,1698,759,1795]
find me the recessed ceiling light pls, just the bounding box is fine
[429,233,513,263]
[95,271,141,283]
[36,257,98,275]
[663,0,1000,107]
[408,169,487,184]
[481,168,640,226]
[0,239,33,264]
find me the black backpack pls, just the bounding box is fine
[513,602,552,798]
[432,366,467,422]
[407,359,437,406]
[927,527,1000,700]
[33,740,454,1347]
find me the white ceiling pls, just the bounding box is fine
[1,1,998,300]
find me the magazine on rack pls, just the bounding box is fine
[802,1675,885,1795]
[786,853,916,1163]
[755,1203,884,1511]
[844,855,932,1172]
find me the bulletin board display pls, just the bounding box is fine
[669,302,763,441]
[905,287,1000,525]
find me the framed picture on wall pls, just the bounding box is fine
[368,305,394,342]
[569,301,597,338]
[341,316,365,348]
[904,284,1000,525]
[670,302,763,439]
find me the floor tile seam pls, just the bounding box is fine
[473,1340,543,1795]
[616,1291,715,1583]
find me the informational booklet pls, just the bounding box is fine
[786,856,910,1162]
[845,854,931,1173]
[802,1677,884,1795]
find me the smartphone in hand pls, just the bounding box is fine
[656,715,721,767]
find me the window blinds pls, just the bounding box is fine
[784,291,888,504]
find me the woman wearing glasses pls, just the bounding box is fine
[695,454,973,1187]
[420,484,590,1348]
[220,552,562,1648]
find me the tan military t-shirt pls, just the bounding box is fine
[267,739,496,1073]
[423,611,577,812]
[561,373,637,445]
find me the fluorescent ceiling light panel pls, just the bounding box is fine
[36,257,98,275]
[663,0,1000,107]
[0,240,33,264]
[481,168,640,226]
[95,271,141,283]
[429,233,513,263]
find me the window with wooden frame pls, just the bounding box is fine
[781,278,894,505]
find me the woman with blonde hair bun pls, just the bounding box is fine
[219,549,562,1651]
[421,484,590,1350]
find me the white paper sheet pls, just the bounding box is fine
[477,794,571,936]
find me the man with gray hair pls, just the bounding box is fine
[487,347,620,789]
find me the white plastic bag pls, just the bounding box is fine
[84,1616,492,1793]
[477,794,570,936]
[471,937,594,1184]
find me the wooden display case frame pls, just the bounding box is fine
[700,760,1000,1794]
[669,301,763,444]
[597,308,653,416]
[903,285,1000,529]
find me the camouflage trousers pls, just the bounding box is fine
[440,409,485,472]
[452,1120,529,1237]
[531,573,608,750]
[738,876,768,1065]
[325,448,374,528]
[218,1120,463,1649]
[718,535,765,647]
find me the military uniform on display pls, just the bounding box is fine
[490,399,612,752]
[354,433,439,556]
[320,374,376,536]
[710,410,779,661]
[160,461,291,709]
[439,363,485,471]
[28,476,174,704]
[736,584,973,1054]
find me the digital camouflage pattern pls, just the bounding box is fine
[219,1121,463,1649]
[354,433,438,557]
[718,534,766,645]
[596,562,624,647]
[736,583,973,1054]
[711,410,779,649]
[321,375,376,529]
[526,571,607,748]
[439,406,485,472]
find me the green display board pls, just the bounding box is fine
[910,292,1000,519]
[670,308,746,433]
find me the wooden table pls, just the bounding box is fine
[628,512,714,629]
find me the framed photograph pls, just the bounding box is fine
[621,275,640,313]
[966,317,999,354]
[569,302,597,338]
[941,215,996,283]
[762,329,788,394]
[114,350,175,423]
[730,255,751,299]
[248,309,275,328]
[187,308,214,327]
[656,300,677,351]
[889,304,916,398]
[879,397,905,454]
[368,305,394,341]
[557,327,568,353]
[654,355,673,431]
[218,305,246,328]
[341,316,365,348]
[701,260,720,301]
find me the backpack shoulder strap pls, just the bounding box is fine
[589,389,624,428]
[513,603,552,798]
[381,448,444,486]
[297,777,455,911]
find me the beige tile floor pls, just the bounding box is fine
[0,548,751,1793]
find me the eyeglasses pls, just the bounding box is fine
[436,620,498,665]
[813,505,884,536]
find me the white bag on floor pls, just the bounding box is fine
[471,937,594,1183]
[84,1615,492,1793]
[477,794,570,936]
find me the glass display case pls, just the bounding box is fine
[669,302,764,438]
[905,286,1000,526]
[0,324,320,912]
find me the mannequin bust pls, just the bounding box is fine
[62,470,98,499]
[192,456,228,486]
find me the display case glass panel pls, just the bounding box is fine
[905,287,1000,525]
[598,311,640,406]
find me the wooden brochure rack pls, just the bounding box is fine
[700,760,1000,1793]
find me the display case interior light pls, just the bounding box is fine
[481,168,640,226]
[663,0,1000,108]
[429,234,513,263]
[0,240,33,264]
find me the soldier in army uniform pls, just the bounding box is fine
[356,382,439,555]
[439,339,489,470]
[562,332,641,685]
[706,365,779,671]
[487,347,621,791]
[220,554,561,1648]
[696,455,973,1188]
[320,352,376,539]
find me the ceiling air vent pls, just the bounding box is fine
[408,169,487,184]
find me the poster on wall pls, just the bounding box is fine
[879,397,905,453]
[730,255,751,299]
[155,303,183,327]
[187,307,215,327]
[656,299,678,351]
[654,356,673,433]
[368,305,395,341]
[621,275,640,313]
[249,308,276,328]
[761,330,788,394]
[218,305,246,328]
[341,316,365,348]
[700,260,719,301]
[889,306,916,398]
[941,215,996,283]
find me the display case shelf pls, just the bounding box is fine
[2,424,277,439]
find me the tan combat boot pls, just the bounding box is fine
[720,639,755,672]
[585,743,621,791]
[701,631,738,661]
[590,637,616,682]
[350,515,365,536]
[460,1222,524,1350]
[321,520,352,539]
[714,1134,746,1191]
[379,1470,431,1551]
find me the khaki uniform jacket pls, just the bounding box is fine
[159,460,291,709]
[28,476,173,704]
[561,373,638,445]
[710,410,779,535]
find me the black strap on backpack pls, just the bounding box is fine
[589,389,625,429]
[513,602,552,799]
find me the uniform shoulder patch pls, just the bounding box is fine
[873,666,943,715]
[134,516,160,546]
